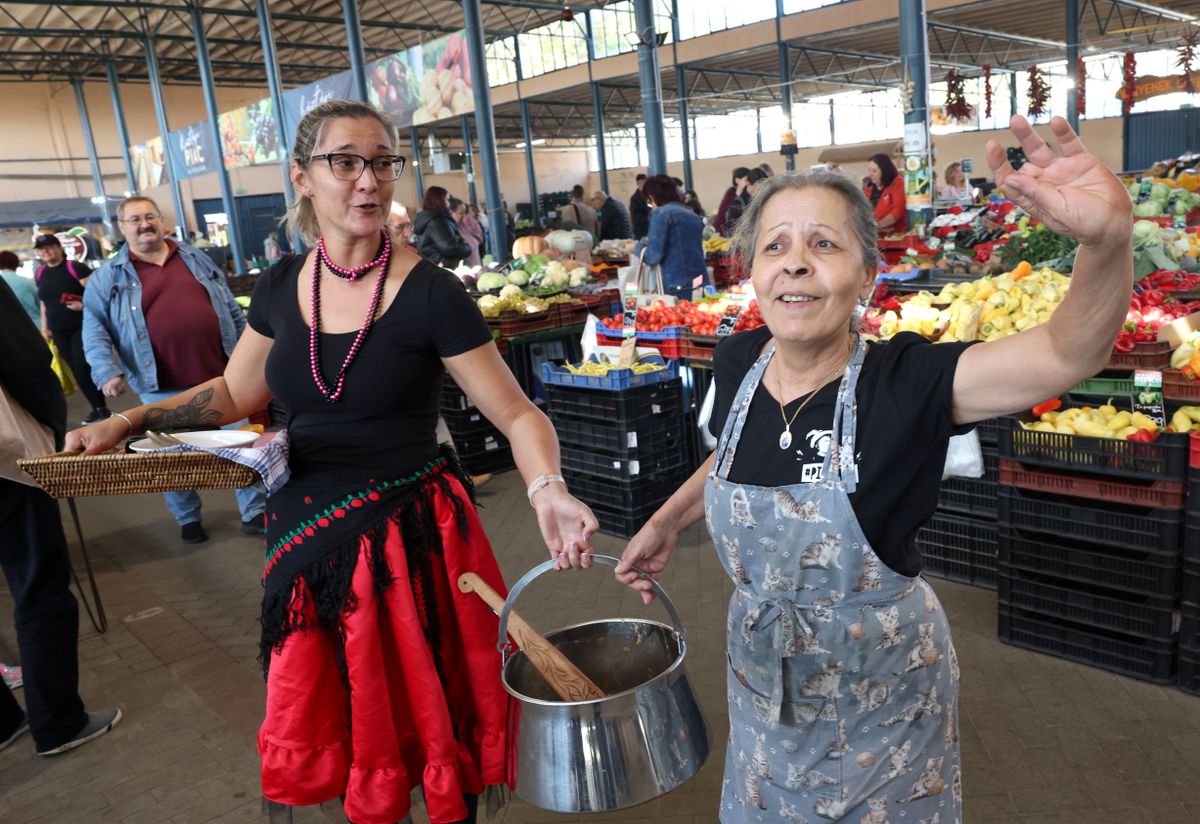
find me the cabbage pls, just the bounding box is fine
[477,272,508,291]
[1150,182,1171,202]
[507,269,530,286]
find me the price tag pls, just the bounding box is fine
[1134,370,1166,428]
[906,248,918,256]
[944,242,956,252]
[619,282,639,367]
[715,294,744,337]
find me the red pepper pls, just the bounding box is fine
[1113,335,1136,353]
[1135,331,1156,342]
[1127,429,1158,443]
[1031,399,1062,417]
[1142,290,1166,307]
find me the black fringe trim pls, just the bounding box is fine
[258,445,474,680]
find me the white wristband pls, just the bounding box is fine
[113,412,135,434]
[527,473,565,506]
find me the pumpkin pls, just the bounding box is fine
[512,235,548,258]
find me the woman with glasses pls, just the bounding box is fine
[67,99,599,824]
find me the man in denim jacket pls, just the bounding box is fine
[82,196,266,544]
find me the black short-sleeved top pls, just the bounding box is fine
[708,329,977,577]
[248,255,492,479]
[36,261,86,333]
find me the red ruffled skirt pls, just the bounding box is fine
[257,474,509,824]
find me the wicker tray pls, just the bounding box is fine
[18,449,257,498]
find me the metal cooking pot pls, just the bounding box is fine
[498,554,709,813]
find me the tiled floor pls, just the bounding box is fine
[2,413,1199,822]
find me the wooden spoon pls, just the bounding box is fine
[458,572,605,702]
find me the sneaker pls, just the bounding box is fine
[80,408,112,426]
[0,663,22,690]
[0,713,28,752]
[37,708,122,756]
[241,516,267,536]
[180,522,209,544]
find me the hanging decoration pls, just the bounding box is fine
[899,65,915,114]
[943,69,973,122]
[1123,50,1138,114]
[1076,56,1087,117]
[1027,65,1050,117]
[1180,31,1199,94]
[983,64,993,119]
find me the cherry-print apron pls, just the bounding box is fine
[705,336,962,824]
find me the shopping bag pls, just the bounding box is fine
[942,430,984,480]
[48,339,76,396]
[628,250,676,307]
[0,384,56,486]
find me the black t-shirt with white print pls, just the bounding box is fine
[707,328,977,577]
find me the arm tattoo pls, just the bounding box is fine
[141,388,224,431]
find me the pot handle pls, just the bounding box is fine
[496,554,686,657]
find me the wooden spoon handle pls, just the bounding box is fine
[458,572,605,702]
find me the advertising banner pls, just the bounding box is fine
[281,70,354,143]
[218,99,283,170]
[167,122,219,180]
[129,137,168,191]
[365,31,475,128]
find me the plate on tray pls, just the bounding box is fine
[129,430,259,452]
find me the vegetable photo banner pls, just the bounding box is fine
[166,122,219,180]
[367,31,474,128]
[218,100,283,171]
[281,70,355,142]
[129,137,168,190]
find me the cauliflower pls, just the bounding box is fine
[499,284,525,301]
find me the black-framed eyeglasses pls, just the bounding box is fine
[309,153,407,182]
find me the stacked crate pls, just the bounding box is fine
[995,417,1187,684]
[1178,450,1200,694]
[546,378,690,539]
[440,375,516,476]
[916,418,1001,589]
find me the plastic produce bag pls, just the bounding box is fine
[942,430,983,480]
[48,340,76,396]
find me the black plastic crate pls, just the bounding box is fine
[565,470,685,513]
[441,378,476,412]
[450,429,510,461]
[915,512,997,589]
[551,410,687,457]
[976,417,1000,447]
[560,443,688,482]
[999,417,1188,481]
[938,447,999,519]
[1181,601,1200,647]
[998,565,1178,640]
[1187,511,1200,564]
[442,407,499,438]
[458,446,515,476]
[546,380,683,423]
[998,604,1176,684]
[998,486,1182,553]
[1179,645,1200,695]
[587,497,665,540]
[999,525,1181,597]
[1185,560,1200,607]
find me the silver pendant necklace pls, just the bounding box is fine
[775,340,855,451]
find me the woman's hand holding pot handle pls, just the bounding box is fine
[616,517,679,605]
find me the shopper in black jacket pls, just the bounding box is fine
[629,174,650,239]
[0,278,122,757]
[591,190,633,240]
[412,186,470,268]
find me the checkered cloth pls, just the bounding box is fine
[149,430,290,495]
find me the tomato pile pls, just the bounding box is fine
[601,298,764,335]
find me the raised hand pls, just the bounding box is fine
[986,115,1132,249]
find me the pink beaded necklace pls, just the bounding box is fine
[309,235,391,403]
[317,231,391,282]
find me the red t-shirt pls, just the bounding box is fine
[869,176,908,234]
[133,240,228,390]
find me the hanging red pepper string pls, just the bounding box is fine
[983,64,993,118]
[1122,50,1137,115]
[1181,31,1199,94]
[1028,65,1050,117]
[1075,56,1087,117]
[944,69,972,122]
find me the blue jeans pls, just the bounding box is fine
[139,390,268,526]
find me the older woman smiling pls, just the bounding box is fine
[616,116,1132,824]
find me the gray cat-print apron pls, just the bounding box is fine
[705,336,962,824]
